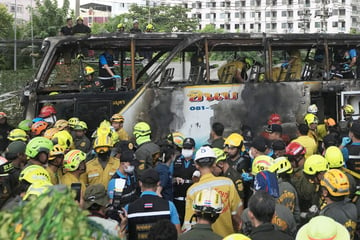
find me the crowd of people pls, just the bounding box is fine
[0,101,359,240]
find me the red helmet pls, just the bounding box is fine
[31,121,49,136]
[38,105,56,118]
[268,113,282,125]
[285,142,306,156]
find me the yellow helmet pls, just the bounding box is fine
[117,23,124,29]
[223,234,251,240]
[320,169,350,197]
[270,157,293,174]
[303,154,329,175]
[68,117,79,128]
[76,16,83,21]
[19,165,51,183]
[252,155,274,175]
[213,148,227,164]
[63,150,86,172]
[73,121,88,131]
[342,104,355,115]
[23,180,53,200]
[146,23,154,31]
[325,146,344,168]
[52,130,73,150]
[133,122,151,137]
[84,66,95,76]
[167,131,185,148]
[224,133,245,151]
[54,119,69,131]
[8,128,27,142]
[93,135,113,153]
[193,189,223,214]
[111,113,124,123]
[304,113,319,126]
[43,128,59,140]
[48,144,65,161]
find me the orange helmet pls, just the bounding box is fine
[31,121,49,136]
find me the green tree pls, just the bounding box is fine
[0,4,14,40]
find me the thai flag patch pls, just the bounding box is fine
[204,200,211,206]
[144,203,153,209]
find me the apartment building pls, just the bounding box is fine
[1,0,31,23]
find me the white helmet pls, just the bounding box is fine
[194,146,216,163]
[193,189,223,214]
[307,104,318,114]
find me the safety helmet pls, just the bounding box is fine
[146,23,154,31]
[0,112,7,119]
[73,121,88,131]
[325,146,344,168]
[111,113,124,123]
[68,117,79,128]
[76,16,83,21]
[63,149,86,172]
[93,135,113,153]
[193,189,223,214]
[133,122,151,138]
[307,104,318,114]
[304,113,319,126]
[285,142,306,156]
[251,155,274,175]
[194,146,216,164]
[52,130,73,150]
[31,121,49,136]
[19,165,51,183]
[117,23,124,29]
[224,133,245,151]
[23,180,53,200]
[223,234,251,240]
[268,113,282,125]
[25,136,54,159]
[303,154,329,176]
[43,128,59,140]
[18,119,33,131]
[54,119,69,131]
[32,117,44,123]
[270,156,293,174]
[38,105,56,118]
[8,129,27,142]
[324,118,336,127]
[342,104,355,115]
[48,144,65,161]
[167,131,185,148]
[320,169,350,197]
[84,66,95,76]
[213,148,227,164]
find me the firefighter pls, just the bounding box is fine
[31,121,49,137]
[166,131,185,158]
[38,105,57,126]
[307,104,318,115]
[319,169,357,239]
[117,23,125,33]
[133,122,160,176]
[173,137,197,225]
[4,141,27,182]
[341,104,355,132]
[80,66,102,92]
[291,123,317,159]
[7,129,28,143]
[83,135,119,189]
[25,137,53,167]
[224,133,251,173]
[17,119,32,137]
[45,144,65,185]
[285,142,306,180]
[73,121,91,153]
[51,127,74,153]
[125,168,181,239]
[110,113,129,141]
[304,113,319,148]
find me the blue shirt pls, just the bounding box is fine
[124,191,180,225]
[349,49,357,59]
[107,170,136,199]
[155,163,173,201]
[99,52,112,66]
[341,142,360,165]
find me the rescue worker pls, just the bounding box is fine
[68,117,79,132]
[43,127,59,140]
[270,157,301,224]
[296,216,350,240]
[107,150,139,207]
[265,124,283,141]
[341,122,360,174]
[25,137,54,167]
[4,141,27,182]
[73,121,91,153]
[18,165,51,198]
[60,149,87,194]
[307,104,318,115]
[133,122,160,176]
[0,157,16,208]
[7,129,28,143]
[117,23,125,33]
[251,155,275,176]
[304,113,319,148]
[248,136,268,161]
[0,112,13,153]
[31,121,49,137]
[340,104,355,134]
[17,119,32,136]
[130,20,142,33]
[268,113,282,125]
[343,48,360,79]
[285,142,306,180]
[99,48,120,83]
[80,66,102,92]
[183,146,243,237]
[224,133,251,173]
[173,137,197,225]
[38,105,57,126]
[46,144,65,185]
[166,131,185,158]
[125,168,181,239]
[72,16,91,35]
[319,169,357,239]
[212,148,244,200]
[223,234,251,240]
[51,127,74,153]
[272,140,287,158]
[179,189,223,240]
[210,122,225,149]
[291,123,317,159]
[110,113,129,141]
[83,135,119,189]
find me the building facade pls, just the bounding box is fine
[1,0,31,23]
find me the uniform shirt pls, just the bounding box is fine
[72,24,91,35]
[155,163,173,201]
[342,143,360,173]
[183,173,242,237]
[116,128,129,141]
[83,156,120,189]
[249,222,294,240]
[223,166,244,200]
[79,80,102,92]
[211,138,225,149]
[135,141,160,177]
[178,224,222,240]
[291,135,317,159]
[173,156,196,199]
[227,153,251,174]
[60,172,86,195]
[277,178,300,223]
[45,166,62,185]
[291,171,319,212]
[74,135,91,153]
[307,129,319,147]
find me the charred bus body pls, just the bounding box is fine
[22,33,360,146]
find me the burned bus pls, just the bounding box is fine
[22,33,360,146]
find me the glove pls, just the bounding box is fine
[281,62,289,68]
[241,172,253,182]
[341,137,351,146]
[309,204,319,214]
[343,64,350,70]
[113,75,121,78]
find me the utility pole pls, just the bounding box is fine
[14,0,17,71]
[31,0,35,69]
[75,0,80,18]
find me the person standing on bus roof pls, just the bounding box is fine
[59,17,73,36]
[130,20,142,33]
[72,16,91,36]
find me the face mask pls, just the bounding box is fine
[182,149,193,158]
[124,165,135,174]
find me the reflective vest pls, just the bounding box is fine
[127,193,170,240]
[173,156,196,198]
[346,144,360,173]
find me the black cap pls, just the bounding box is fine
[350,123,360,137]
[272,140,286,151]
[183,137,195,149]
[120,150,136,163]
[265,124,283,134]
[140,168,160,184]
[251,136,267,152]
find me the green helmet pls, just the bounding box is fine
[25,137,54,159]
[63,150,86,172]
[73,121,88,130]
[213,148,227,164]
[68,117,80,128]
[133,122,151,137]
[18,119,33,131]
